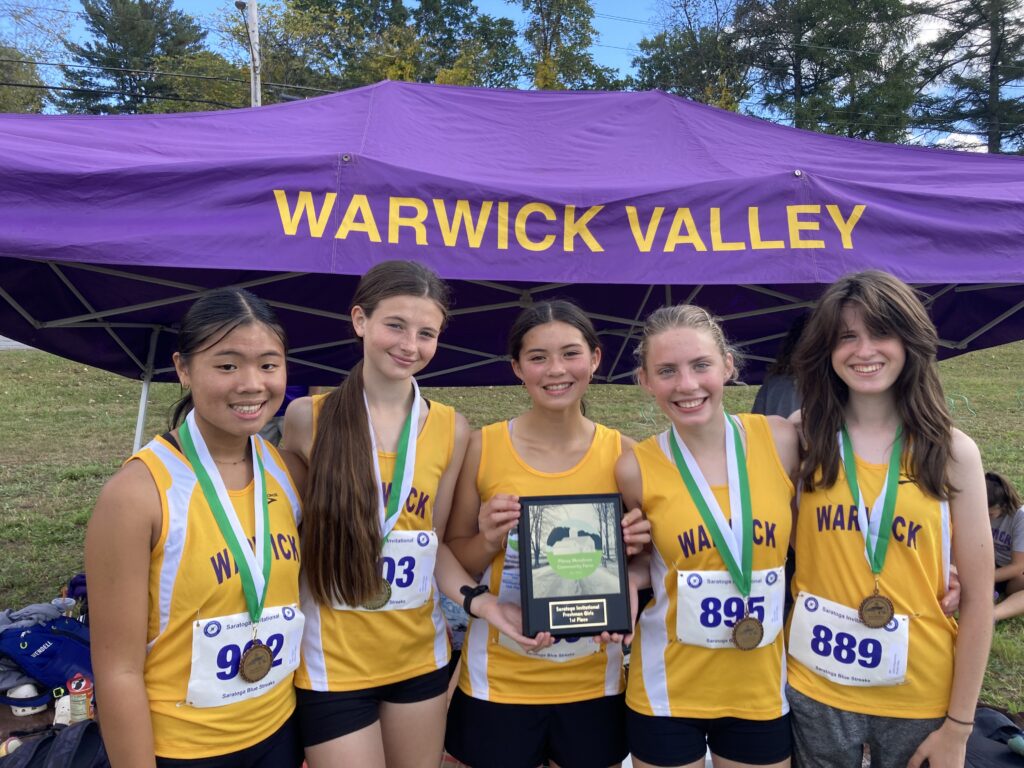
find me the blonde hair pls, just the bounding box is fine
[634,304,741,380]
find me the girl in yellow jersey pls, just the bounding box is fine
[787,271,993,768]
[281,261,536,768]
[86,288,305,767]
[444,300,650,768]
[617,305,800,768]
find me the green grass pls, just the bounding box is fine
[1,344,1022,712]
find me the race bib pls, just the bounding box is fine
[676,566,784,649]
[789,591,908,687]
[333,530,439,612]
[186,604,304,708]
[496,532,599,663]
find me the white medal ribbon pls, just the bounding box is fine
[364,378,421,540]
[184,410,267,602]
[660,416,746,572]
[837,433,895,573]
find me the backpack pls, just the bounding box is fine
[0,721,108,768]
[0,618,92,708]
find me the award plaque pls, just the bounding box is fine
[517,494,631,637]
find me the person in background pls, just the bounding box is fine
[751,313,808,420]
[986,471,1024,622]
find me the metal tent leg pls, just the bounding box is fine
[133,328,161,452]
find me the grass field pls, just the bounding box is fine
[1,344,1021,711]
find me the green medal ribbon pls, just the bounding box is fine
[840,425,904,575]
[668,414,753,596]
[365,379,420,541]
[180,414,271,623]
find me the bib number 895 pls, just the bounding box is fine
[216,633,284,680]
[699,596,765,628]
[810,625,881,668]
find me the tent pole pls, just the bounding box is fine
[133,328,160,452]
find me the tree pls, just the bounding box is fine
[632,0,749,109]
[57,0,207,114]
[435,14,529,87]
[733,0,920,141]
[519,0,622,90]
[915,0,1024,153]
[143,50,249,112]
[0,44,45,112]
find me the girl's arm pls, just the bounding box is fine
[443,429,519,575]
[618,435,651,556]
[84,461,162,768]
[909,429,994,768]
[433,415,541,649]
[994,550,1024,584]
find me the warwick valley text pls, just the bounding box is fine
[274,191,866,253]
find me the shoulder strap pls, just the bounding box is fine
[43,720,108,768]
[160,431,180,452]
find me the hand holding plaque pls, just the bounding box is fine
[517,494,631,637]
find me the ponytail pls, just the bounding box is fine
[302,361,383,606]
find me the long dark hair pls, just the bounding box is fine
[794,270,954,498]
[169,288,287,429]
[986,471,1022,517]
[508,300,600,414]
[303,260,451,607]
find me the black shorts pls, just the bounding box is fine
[627,708,791,766]
[444,688,627,768]
[296,665,449,747]
[156,716,302,768]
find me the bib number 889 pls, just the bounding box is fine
[699,596,765,628]
[810,625,881,668]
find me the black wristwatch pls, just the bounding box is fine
[460,584,489,618]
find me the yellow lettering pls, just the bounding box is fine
[826,204,866,250]
[334,194,381,242]
[563,205,604,252]
[749,207,784,250]
[274,190,336,238]
[663,208,707,252]
[515,202,557,251]
[710,208,746,251]
[626,207,664,252]
[388,197,428,245]
[497,202,509,250]
[433,199,493,248]
[787,205,824,249]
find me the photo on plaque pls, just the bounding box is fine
[517,493,630,637]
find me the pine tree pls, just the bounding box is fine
[57,0,206,114]
[915,0,1024,152]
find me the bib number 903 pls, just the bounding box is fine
[698,596,765,628]
[381,555,416,588]
[810,625,881,669]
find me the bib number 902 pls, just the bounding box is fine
[216,633,285,680]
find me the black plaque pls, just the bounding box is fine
[518,493,631,637]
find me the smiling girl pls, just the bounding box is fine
[786,270,993,768]
[444,300,649,768]
[86,288,305,767]
[618,305,799,768]
[281,260,534,768]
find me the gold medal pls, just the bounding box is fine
[239,640,273,682]
[361,578,392,610]
[731,615,764,651]
[859,593,895,629]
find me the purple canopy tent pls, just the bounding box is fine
[1,80,1022,447]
